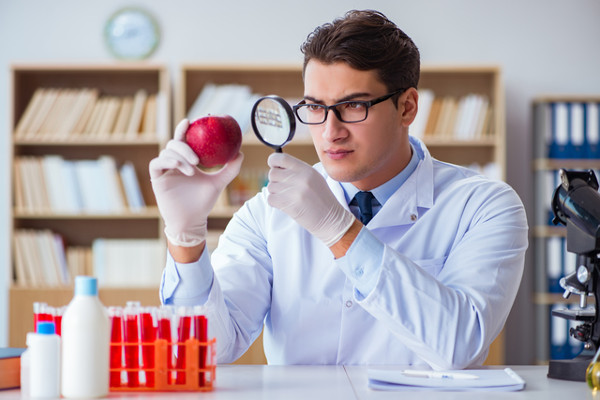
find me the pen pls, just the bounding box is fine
[401,370,479,380]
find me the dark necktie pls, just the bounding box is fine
[354,191,375,225]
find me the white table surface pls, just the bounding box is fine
[0,365,596,399]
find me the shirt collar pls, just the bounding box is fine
[341,143,421,206]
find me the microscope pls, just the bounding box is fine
[548,168,600,381]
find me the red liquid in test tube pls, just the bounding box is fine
[193,307,208,387]
[53,306,65,336]
[123,302,140,388]
[109,307,123,387]
[157,307,173,384]
[33,302,52,332]
[176,307,191,384]
[140,308,156,388]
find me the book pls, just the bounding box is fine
[126,89,148,136]
[0,348,26,390]
[92,238,164,288]
[410,89,434,138]
[587,102,600,158]
[112,96,134,135]
[71,89,100,135]
[368,367,525,392]
[74,159,106,213]
[119,161,145,211]
[14,231,40,287]
[14,88,45,136]
[26,88,60,138]
[96,96,121,136]
[97,155,126,212]
[424,97,442,136]
[42,155,70,213]
[141,93,157,134]
[12,158,26,211]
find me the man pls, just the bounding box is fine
[149,10,528,369]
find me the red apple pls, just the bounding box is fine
[184,115,242,168]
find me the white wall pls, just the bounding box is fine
[1,0,599,363]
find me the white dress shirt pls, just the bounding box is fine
[160,136,528,369]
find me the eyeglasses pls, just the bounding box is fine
[293,88,407,125]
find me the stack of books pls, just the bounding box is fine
[411,89,492,140]
[12,231,165,288]
[13,155,145,214]
[14,88,165,140]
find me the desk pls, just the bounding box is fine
[0,365,594,399]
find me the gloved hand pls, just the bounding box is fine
[267,153,356,247]
[149,119,244,247]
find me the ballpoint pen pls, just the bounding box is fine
[401,370,479,380]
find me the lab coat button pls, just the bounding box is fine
[345,300,353,308]
[410,214,417,221]
[355,268,364,277]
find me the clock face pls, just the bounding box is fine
[104,7,160,60]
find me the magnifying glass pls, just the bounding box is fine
[250,95,295,152]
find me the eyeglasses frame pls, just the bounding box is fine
[292,88,408,125]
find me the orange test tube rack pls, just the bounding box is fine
[109,337,216,392]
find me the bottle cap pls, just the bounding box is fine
[74,276,98,296]
[37,321,56,335]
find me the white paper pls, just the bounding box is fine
[368,367,525,391]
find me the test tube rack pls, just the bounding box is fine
[109,337,216,392]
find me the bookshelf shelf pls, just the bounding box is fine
[8,64,170,347]
[531,95,600,364]
[13,207,160,220]
[14,137,163,146]
[533,292,593,306]
[533,158,600,171]
[423,137,497,146]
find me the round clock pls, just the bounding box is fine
[104,7,160,60]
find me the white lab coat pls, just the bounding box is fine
[161,137,529,369]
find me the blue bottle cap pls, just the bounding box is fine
[37,321,55,335]
[74,276,98,296]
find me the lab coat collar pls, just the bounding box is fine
[319,136,435,228]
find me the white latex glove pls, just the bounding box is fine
[149,119,244,247]
[267,153,356,247]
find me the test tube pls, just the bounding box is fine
[108,306,123,387]
[193,306,208,387]
[33,302,52,332]
[123,301,140,388]
[53,306,66,336]
[140,307,156,388]
[175,306,191,384]
[157,306,174,384]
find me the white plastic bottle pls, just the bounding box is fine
[20,347,29,398]
[27,321,60,398]
[61,276,110,398]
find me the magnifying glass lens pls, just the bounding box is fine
[251,96,295,152]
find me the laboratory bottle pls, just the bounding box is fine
[61,276,110,398]
[27,321,61,398]
[20,346,29,398]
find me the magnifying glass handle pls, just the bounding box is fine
[276,147,283,153]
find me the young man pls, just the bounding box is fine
[149,10,528,369]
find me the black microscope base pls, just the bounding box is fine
[547,355,593,382]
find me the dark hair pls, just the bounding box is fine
[301,10,420,95]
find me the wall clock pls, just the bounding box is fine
[104,7,160,60]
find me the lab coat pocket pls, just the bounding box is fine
[413,256,446,278]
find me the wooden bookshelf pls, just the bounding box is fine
[8,64,170,346]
